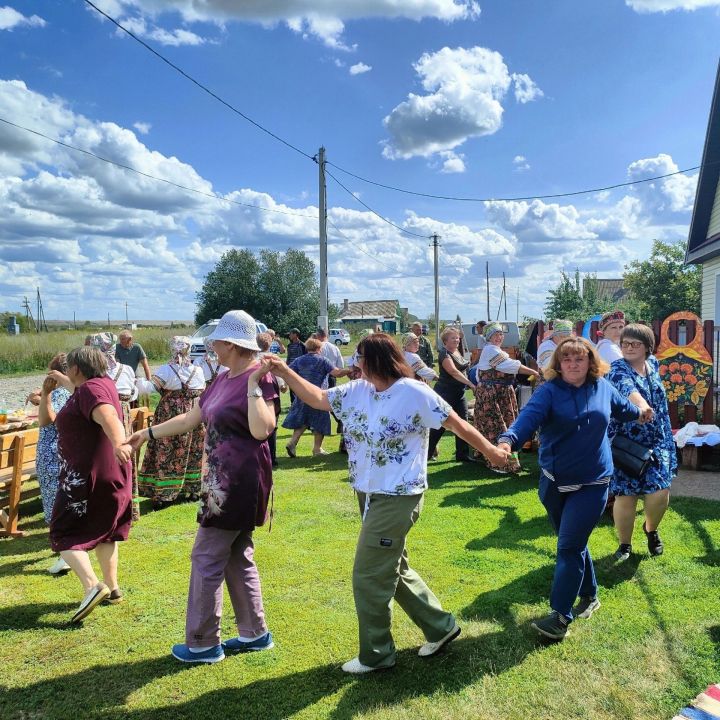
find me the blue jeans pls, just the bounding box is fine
[538,475,609,621]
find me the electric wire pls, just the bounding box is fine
[83,0,315,163]
[326,159,711,203]
[325,169,429,239]
[0,116,318,219]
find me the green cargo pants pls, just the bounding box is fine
[353,492,456,668]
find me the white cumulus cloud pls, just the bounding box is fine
[349,62,372,75]
[511,73,544,103]
[133,121,151,135]
[0,6,46,30]
[513,154,530,172]
[626,0,720,11]
[382,46,542,168]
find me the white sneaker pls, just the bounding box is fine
[71,583,110,623]
[48,557,71,575]
[418,624,461,657]
[341,657,393,674]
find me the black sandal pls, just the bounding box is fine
[643,522,664,556]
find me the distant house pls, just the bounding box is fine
[685,61,720,321]
[582,278,631,304]
[337,298,403,334]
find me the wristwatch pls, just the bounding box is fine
[248,385,263,398]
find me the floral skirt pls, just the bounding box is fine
[138,390,204,503]
[473,373,521,472]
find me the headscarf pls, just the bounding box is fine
[402,332,419,349]
[170,336,193,367]
[599,310,625,333]
[90,332,117,370]
[551,319,573,338]
[484,322,504,340]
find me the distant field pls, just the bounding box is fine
[0,328,186,375]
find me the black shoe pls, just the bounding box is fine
[643,523,664,556]
[531,611,569,640]
[271,461,279,469]
[613,543,632,561]
[456,455,479,463]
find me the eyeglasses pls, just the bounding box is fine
[355,353,363,359]
[620,341,644,349]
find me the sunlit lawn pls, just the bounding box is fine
[1,420,720,719]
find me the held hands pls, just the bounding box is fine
[114,443,133,464]
[47,370,72,391]
[255,353,288,378]
[41,376,57,395]
[127,430,148,452]
[637,407,655,424]
[486,442,512,468]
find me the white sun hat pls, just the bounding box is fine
[205,310,260,352]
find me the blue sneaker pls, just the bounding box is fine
[222,631,274,653]
[171,643,225,663]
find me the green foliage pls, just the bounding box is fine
[623,239,702,322]
[2,418,719,719]
[0,312,31,334]
[195,248,321,336]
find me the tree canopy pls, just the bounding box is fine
[195,248,323,335]
[623,239,701,321]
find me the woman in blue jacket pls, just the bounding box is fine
[498,336,647,640]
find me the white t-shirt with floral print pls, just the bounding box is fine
[326,378,451,496]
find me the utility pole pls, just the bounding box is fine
[73,311,76,330]
[516,287,520,324]
[503,272,508,321]
[431,234,440,349]
[125,301,129,327]
[317,147,329,334]
[485,262,490,321]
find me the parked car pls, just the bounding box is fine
[329,328,350,346]
[189,318,268,361]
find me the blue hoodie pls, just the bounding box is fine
[498,377,640,485]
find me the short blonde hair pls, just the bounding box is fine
[544,336,609,382]
[440,326,460,344]
[305,337,322,352]
[256,332,272,352]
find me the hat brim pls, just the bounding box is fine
[206,333,260,352]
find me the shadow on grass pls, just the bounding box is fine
[0,601,79,630]
[671,496,720,566]
[76,634,532,720]
[436,475,533,508]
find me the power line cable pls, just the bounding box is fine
[83,0,315,163]
[325,169,429,239]
[326,158,711,203]
[0,116,318,220]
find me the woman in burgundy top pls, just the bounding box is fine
[48,346,134,623]
[129,310,278,664]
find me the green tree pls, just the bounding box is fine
[623,240,701,322]
[544,270,585,320]
[195,248,321,336]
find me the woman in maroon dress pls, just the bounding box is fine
[129,310,278,664]
[48,346,134,623]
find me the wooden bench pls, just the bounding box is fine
[0,427,39,538]
[0,407,152,539]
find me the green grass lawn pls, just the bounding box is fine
[2,425,720,720]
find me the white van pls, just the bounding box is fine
[460,321,521,360]
[189,318,268,361]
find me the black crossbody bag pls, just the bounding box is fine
[610,362,656,479]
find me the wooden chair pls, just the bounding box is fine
[0,427,39,538]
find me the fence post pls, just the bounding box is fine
[703,320,715,424]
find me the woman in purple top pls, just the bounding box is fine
[129,310,278,664]
[48,346,134,624]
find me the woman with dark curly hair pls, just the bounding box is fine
[607,323,676,561]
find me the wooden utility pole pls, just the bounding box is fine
[431,234,441,349]
[317,147,328,334]
[485,262,490,321]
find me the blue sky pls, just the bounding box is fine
[1,0,718,323]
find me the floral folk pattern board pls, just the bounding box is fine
[655,311,713,407]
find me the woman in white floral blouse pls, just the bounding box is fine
[261,333,509,675]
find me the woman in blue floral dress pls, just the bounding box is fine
[36,354,72,574]
[608,324,677,560]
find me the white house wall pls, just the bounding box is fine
[701,255,720,320]
[708,178,720,239]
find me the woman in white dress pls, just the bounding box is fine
[402,333,438,383]
[595,310,625,365]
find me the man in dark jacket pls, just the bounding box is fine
[411,322,434,367]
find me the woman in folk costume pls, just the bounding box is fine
[136,336,206,509]
[473,322,540,473]
[402,333,438,384]
[595,310,625,365]
[90,333,140,520]
[193,348,227,388]
[537,319,574,379]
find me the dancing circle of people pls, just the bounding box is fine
[29,307,675,667]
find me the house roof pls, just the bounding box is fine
[583,278,630,302]
[338,299,400,319]
[686,59,720,264]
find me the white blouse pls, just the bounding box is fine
[596,338,623,364]
[108,363,138,401]
[135,363,205,394]
[404,351,438,382]
[327,378,451,496]
[477,344,521,374]
[192,357,228,383]
[537,338,558,371]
